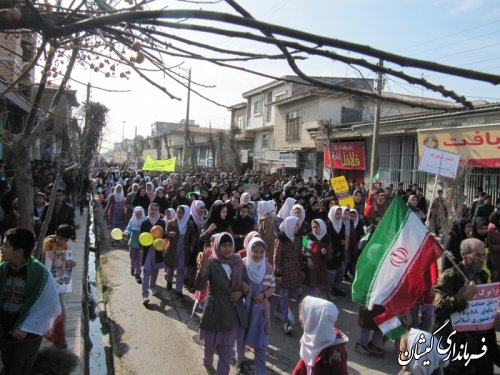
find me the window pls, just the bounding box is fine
[266,105,272,122]
[341,106,363,124]
[253,99,262,115]
[266,91,273,103]
[262,133,269,148]
[286,110,302,142]
[236,115,245,130]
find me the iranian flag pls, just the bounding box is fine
[352,195,442,315]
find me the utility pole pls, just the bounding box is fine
[182,68,192,168]
[321,119,334,179]
[369,59,384,183]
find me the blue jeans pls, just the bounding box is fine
[279,288,297,324]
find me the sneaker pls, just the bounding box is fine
[135,275,142,284]
[151,286,159,296]
[355,343,372,356]
[367,342,385,358]
[167,282,173,291]
[282,322,293,334]
[142,298,149,307]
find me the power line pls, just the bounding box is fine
[395,20,500,53]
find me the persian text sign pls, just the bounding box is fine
[142,156,176,172]
[324,142,366,170]
[417,125,500,168]
[451,282,499,332]
[330,176,355,208]
[418,146,460,178]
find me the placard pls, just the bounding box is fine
[418,146,460,178]
[45,247,74,293]
[330,176,355,208]
[451,282,499,332]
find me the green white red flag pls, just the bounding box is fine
[352,195,442,316]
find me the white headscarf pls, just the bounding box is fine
[277,197,296,219]
[131,206,146,231]
[328,205,343,234]
[190,200,206,229]
[290,204,306,226]
[299,296,340,366]
[244,237,267,284]
[257,200,275,218]
[350,209,359,228]
[312,219,327,241]
[405,329,449,375]
[147,205,161,225]
[240,192,251,205]
[243,231,260,250]
[279,216,299,242]
[114,184,124,203]
[166,208,176,221]
[176,205,191,235]
[342,206,351,236]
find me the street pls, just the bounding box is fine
[101,246,405,374]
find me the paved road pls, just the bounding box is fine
[95,208,403,374]
[101,246,406,375]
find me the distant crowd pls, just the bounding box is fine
[92,166,500,375]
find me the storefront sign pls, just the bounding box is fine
[417,124,500,168]
[324,142,366,170]
[278,152,298,168]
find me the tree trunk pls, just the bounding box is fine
[9,144,34,229]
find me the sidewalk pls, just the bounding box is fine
[66,207,89,375]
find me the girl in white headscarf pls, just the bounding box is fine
[104,184,126,229]
[236,237,275,374]
[123,206,146,283]
[257,200,276,265]
[277,197,296,224]
[304,219,331,298]
[240,192,251,205]
[275,216,302,334]
[164,205,195,299]
[291,203,311,236]
[186,200,206,290]
[293,296,348,375]
[326,205,346,298]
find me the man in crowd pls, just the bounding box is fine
[434,238,497,374]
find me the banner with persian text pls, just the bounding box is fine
[142,156,176,172]
[324,142,366,170]
[417,124,500,168]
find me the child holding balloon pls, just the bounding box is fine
[123,206,147,283]
[164,205,195,299]
[140,203,166,307]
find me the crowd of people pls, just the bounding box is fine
[93,166,500,375]
[0,161,499,375]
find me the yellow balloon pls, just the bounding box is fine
[111,228,123,241]
[153,238,165,251]
[139,232,153,247]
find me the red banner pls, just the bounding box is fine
[324,142,366,170]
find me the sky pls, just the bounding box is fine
[67,0,500,148]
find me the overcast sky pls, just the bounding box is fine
[68,0,500,147]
